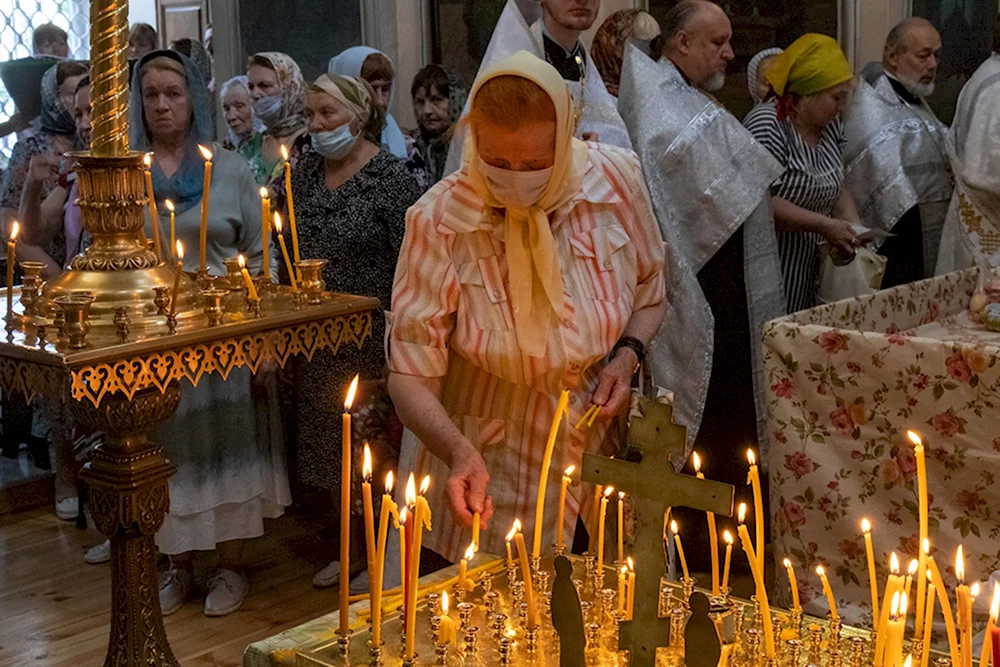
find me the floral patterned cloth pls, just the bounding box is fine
[764,267,1000,631]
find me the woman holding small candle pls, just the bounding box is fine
[387,51,668,565]
[129,50,284,618]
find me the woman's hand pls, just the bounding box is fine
[27,154,61,185]
[445,444,494,529]
[590,348,638,420]
[820,217,860,255]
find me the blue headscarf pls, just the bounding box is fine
[327,46,408,159]
[40,64,78,135]
[129,50,214,215]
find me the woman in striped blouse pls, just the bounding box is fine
[744,34,863,312]
[387,52,667,563]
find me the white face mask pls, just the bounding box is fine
[478,159,553,208]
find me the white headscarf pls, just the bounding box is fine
[748,47,783,105]
[327,46,408,158]
[219,75,265,148]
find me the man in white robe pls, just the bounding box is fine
[843,18,953,286]
[618,0,785,499]
[936,33,1000,273]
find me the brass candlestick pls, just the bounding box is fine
[848,636,867,667]
[296,259,328,305]
[152,285,170,316]
[113,306,130,343]
[201,288,227,326]
[53,293,94,349]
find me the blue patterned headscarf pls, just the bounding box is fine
[130,50,215,215]
[40,64,78,135]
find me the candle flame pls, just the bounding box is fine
[405,473,417,506]
[747,449,756,466]
[908,559,918,576]
[165,199,175,212]
[618,491,625,500]
[670,520,679,535]
[783,558,792,568]
[738,503,747,523]
[273,212,283,232]
[259,186,268,199]
[904,656,913,667]
[345,374,359,410]
[723,530,734,545]
[627,556,634,571]
[956,545,965,583]
[238,254,246,269]
[891,590,901,617]
[816,565,826,577]
[464,543,476,560]
[9,220,18,241]
[861,518,871,533]
[900,591,908,616]
[198,144,213,161]
[419,475,430,495]
[564,465,575,477]
[621,564,628,574]
[890,552,900,574]
[143,153,152,167]
[927,569,933,583]
[990,582,1000,622]
[692,452,702,472]
[907,430,922,447]
[506,519,520,542]
[923,538,930,555]
[971,582,980,598]
[385,470,394,493]
[362,443,372,481]
[175,240,184,260]
[399,506,407,524]
[442,590,450,615]
[604,486,614,498]
[280,144,289,161]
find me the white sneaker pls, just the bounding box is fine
[313,560,340,588]
[55,497,78,521]
[159,568,194,616]
[204,569,249,617]
[84,540,111,565]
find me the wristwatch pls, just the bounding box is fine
[612,336,646,366]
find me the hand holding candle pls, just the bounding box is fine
[197,145,213,273]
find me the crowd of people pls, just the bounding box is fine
[0,0,997,619]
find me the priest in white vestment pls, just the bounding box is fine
[843,18,953,286]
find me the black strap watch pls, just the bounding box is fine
[612,336,646,366]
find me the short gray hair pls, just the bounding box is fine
[885,17,935,55]
[662,0,718,41]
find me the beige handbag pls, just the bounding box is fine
[817,247,887,304]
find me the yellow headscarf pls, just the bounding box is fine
[464,51,588,358]
[767,34,853,97]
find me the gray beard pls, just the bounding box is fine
[897,74,935,99]
[701,71,726,93]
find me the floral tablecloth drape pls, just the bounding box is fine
[764,267,1000,629]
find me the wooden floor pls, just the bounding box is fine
[0,508,342,667]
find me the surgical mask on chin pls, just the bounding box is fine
[311,123,359,160]
[477,159,552,209]
[252,95,283,125]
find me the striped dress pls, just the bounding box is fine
[744,101,846,312]
[388,144,666,562]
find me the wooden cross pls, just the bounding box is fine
[582,398,734,667]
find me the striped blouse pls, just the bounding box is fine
[388,144,667,562]
[744,101,846,312]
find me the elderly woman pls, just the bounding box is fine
[328,46,408,158]
[744,35,862,312]
[291,74,422,588]
[220,75,265,159]
[748,47,782,107]
[387,51,667,563]
[130,50,284,617]
[247,52,309,194]
[591,9,662,98]
[406,65,467,192]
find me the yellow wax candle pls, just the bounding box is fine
[514,530,538,629]
[238,255,258,301]
[143,155,161,260]
[922,571,936,667]
[340,376,358,635]
[908,431,929,639]
[165,200,176,262]
[197,145,213,273]
[963,582,979,667]
[280,145,300,267]
[671,520,690,583]
[472,512,481,552]
[617,491,625,566]
[980,583,1000,667]
[361,444,377,628]
[505,520,517,565]
[816,565,839,621]
[169,242,184,317]
[589,484,603,553]
[905,559,918,603]
[438,591,457,646]
[597,486,613,580]
[372,471,399,648]
[747,449,765,573]
[459,543,475,592]
[533,389,569,559]
[626,557,635,619]
[956,547,970,667]
[876,554,902,667]
[398,506,408,610]
[738,505,775,658]
[617,565,627,615]
[272,214,298,291]
[862,518,880,621]
[259,188,270,281]
[722,530,734,593]
[556,466,574,551]
[783,558,801,611]
[693,452,720,596]
[927,556,960,663]
[887,591,907,667]
[405,478,432,659]
[6,221,18,320]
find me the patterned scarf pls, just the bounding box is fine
[252,52,307,138]
[591,9,660,98]
[40,65,77,135]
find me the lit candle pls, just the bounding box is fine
[747,449,765,573]
[533,389,569,559]
[671,520,690,583]
[459,542,475,592]
[6,221,18,321]
[927,554,959,663]
[922,569,936,667]
[693,452,720,595]
[372,471,398,648]
[197,145,213,273]
[237,255,258,301]
[862,518,880,621]
[816,565,839,621]
[876,553,903,667]
[513,527,538,629]
[438,590,457,646]
[964,582,979,667]
[556,465,574,551]
[985,583,1000,667]
[169,241,184,317]
[505,520,518,566]
[405,476,432,659]
[887,591,908,667]
[617,564,627,615]
[737,503,775,658]
[588,484,603,553]
[783,558,801,612]
[472,512,481,552]
[626,557,635,619]
[597,486,614,581]
[617,491,625,566]
[142,154,159,258]
[280,145,300,267]
[722,530,734,593]
[259,187,270,282]
[905,559,918,601]
[272,214,298,291]
[165,200,176,262]
[361,444,376,633]
[908,431,929,641]
[956,546,970,667]
[398,506,408,614]
[339,377,359,635]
